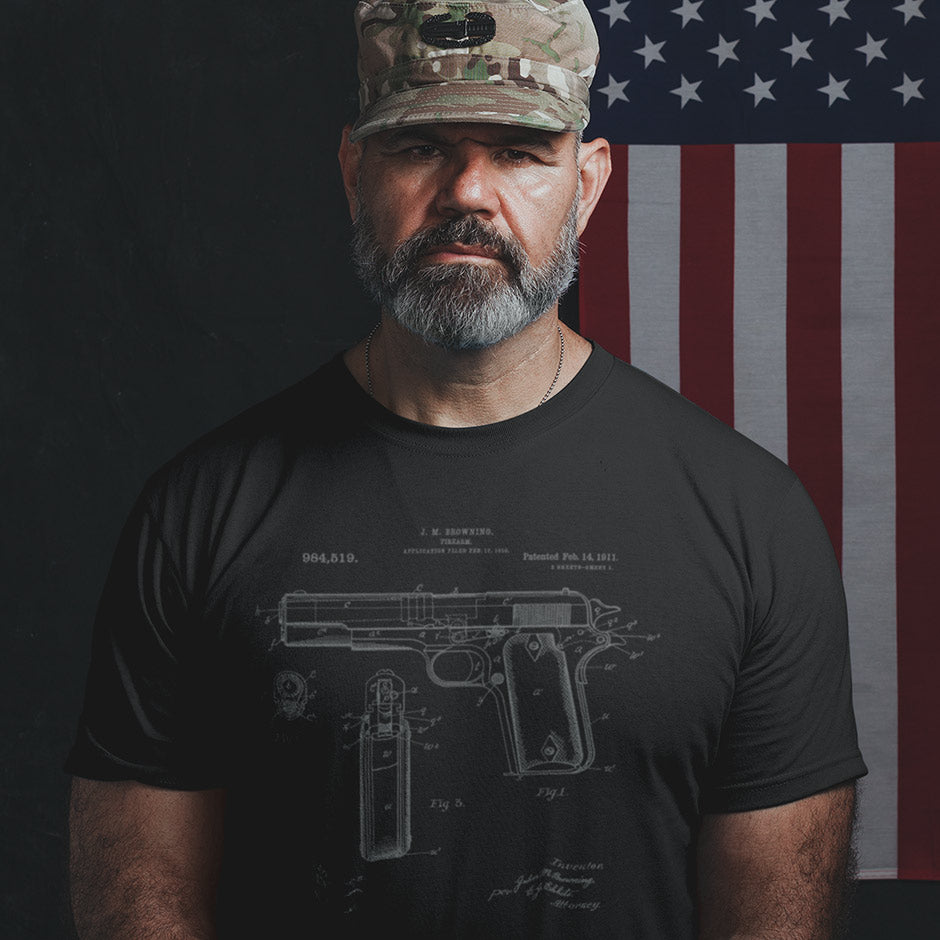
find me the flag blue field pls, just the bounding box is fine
[585,0,938,143]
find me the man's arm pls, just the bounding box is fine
[69,777,225,939]
[697,782,857,940]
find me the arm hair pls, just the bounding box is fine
[69,777,225,939]
[697,782,858,939]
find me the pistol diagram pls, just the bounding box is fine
[274,589,657,780]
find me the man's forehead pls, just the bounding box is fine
[371,123,572,151]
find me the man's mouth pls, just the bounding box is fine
[422,242,504,263]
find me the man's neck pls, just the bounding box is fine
[344,311,592,428]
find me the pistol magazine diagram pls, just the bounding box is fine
[276,588,653,781]
[360,670,412,861]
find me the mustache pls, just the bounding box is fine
[388,216,528,278]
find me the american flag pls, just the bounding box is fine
[578,0,939,880]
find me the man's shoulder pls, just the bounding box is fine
[142,353,358,506]
[593,350,797,498]
[601,353,786,456]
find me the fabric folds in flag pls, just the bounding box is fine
[579,0,939,880]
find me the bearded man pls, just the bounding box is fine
[67,2,866,937]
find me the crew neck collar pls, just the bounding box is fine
[331,342,614,455]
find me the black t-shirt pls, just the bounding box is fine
[67,344,866,937]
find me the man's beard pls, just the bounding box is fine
[351,193,580,351]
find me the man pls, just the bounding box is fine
[67,2,866,937]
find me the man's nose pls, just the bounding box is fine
[434,151,500,219]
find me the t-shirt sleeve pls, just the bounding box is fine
[64,481,222,789]
[701,477,868,813]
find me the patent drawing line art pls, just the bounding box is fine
[273,670,311,720]
[277,589,654,778]
[360,669,412,861]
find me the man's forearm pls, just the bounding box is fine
[69,778,224,940]
[697,783,858,939]
[71,866,217,940]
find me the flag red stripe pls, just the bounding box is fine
[895,141,940,880]
[679,145,735,426]
[785,144,843,562]
[579,144,630,361]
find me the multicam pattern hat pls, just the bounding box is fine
[349,0,600,141]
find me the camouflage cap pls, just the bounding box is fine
[349,0,599,142]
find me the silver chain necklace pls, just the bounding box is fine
[364,323,565,407]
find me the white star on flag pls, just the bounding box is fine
[598,1,631,28]
[893,72,925,105]
[856,34,888,66]
[819,0,852,26]
[782,34,814,67]
[670,75,703,108]
[708,34,739,67]
[635,36,667,69]
[744,0,776,26]
[819,73,851,106]
[598,74,630,107]
[744,73,776,105]
[894,0,925,25]
[672,1,704,28]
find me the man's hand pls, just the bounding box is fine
[697,783,857,939]
[69,777,225,939]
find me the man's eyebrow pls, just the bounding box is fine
[495,132,564,154]
[380,129,440,147]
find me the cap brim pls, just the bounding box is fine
[349,81,586,142]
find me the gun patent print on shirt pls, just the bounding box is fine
[278,589,641,777]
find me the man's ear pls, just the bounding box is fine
[575,137,612,236]
[338,125,363,221]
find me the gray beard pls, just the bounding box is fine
[351,196,580,351]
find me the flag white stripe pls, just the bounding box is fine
[628,146,681,390]
[733,144,789,463]
[840,143,898,876]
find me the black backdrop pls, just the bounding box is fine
[1,1,937,935]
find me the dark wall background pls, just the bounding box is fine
[2,2,368,933]
[1,2,937,936]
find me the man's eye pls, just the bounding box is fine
[501,149,535,164]
[407,145,442,159]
